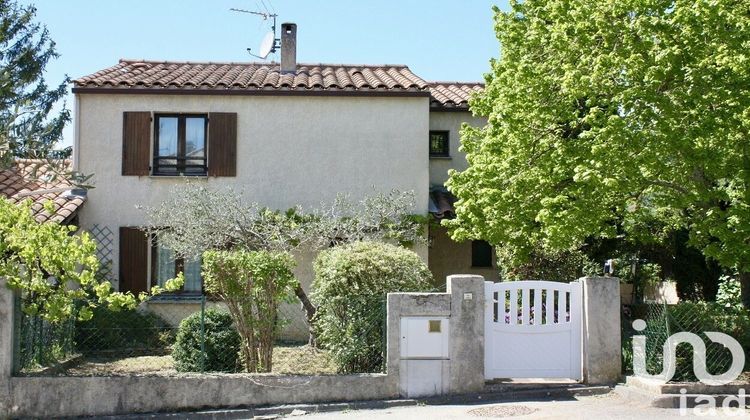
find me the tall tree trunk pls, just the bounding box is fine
[740,272,750,309]
[294,283,318,347]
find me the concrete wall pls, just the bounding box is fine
[75,93,430,291]
[387,275,485,397]
[428,111,486,186]
[620,281,679,305]
[428,225,499,288]
[0,273,626,417]
[5,374,393,418]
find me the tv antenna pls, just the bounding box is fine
[230,8,280,60]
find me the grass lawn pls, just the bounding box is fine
[63,344,337,376]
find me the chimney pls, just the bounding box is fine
[280,22,297,73]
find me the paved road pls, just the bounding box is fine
[302,392,745,419]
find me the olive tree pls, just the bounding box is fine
[143,183,426,344]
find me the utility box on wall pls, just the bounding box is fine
[399,317,450,397]
[400,317,450,359]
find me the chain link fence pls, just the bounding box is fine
[15,293,387,376]
[622,301,750,382]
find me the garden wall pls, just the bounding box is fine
[5,374,393,418]
[0,275,622,417]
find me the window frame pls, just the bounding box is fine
[152,113,209,176]
[429,130,450,158]
[471,240,494,268]
[150,235,203,296]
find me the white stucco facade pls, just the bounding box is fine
[75,93,429,288]
[428,110,486,186]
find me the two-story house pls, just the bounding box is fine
[71,24,495,332]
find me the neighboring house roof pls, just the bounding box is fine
[72,59,430,95]
[0,159,85,224]
[429,187,456,220]
[428,82,484,110]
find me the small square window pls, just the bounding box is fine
[429,131,450,157]
[472,240,493,268]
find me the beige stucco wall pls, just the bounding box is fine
[428,224,499,288]
[75,93,430,295]
[428,111,487,186]
[427,110,490,286]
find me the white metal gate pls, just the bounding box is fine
[484,280,582,380]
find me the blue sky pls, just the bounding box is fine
[23,0,506,147]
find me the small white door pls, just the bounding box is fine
[484,280,582,380]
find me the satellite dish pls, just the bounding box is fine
[258,31,275,59]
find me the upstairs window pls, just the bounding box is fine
[153,114,208,176]
[429,131,450,157]
[471,240,493,268]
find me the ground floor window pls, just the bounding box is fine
[152,241,202,293]
[471,240,493,268]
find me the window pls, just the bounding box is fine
[153,114,207,175]
[471,240,493,268]
[429,131,450,157]
[152,240,202,294]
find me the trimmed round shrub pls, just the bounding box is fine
[172,309,241,372]
[312,241,432,373]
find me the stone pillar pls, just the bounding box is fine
[446,275,485,394]
[581,276,622,384]
[386,274,486,398]
[0,277,16,414]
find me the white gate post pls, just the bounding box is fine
[580,276,622,384]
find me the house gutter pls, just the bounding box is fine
[71,87,431,98]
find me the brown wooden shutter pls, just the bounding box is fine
[119,227,149,294]
[208,112,237,177]
[122,112,151,176]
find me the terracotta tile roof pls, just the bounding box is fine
[429,187,456,220]
[73,59,430,94]
[0,159,85,224]
[428,82,484,110]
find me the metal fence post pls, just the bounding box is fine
[200,294,206,373]
[12,292,21,374]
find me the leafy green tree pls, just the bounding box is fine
[1,197,180,323]
[446,1,750,303]
[0,0,70,169]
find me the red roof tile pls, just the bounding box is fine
[428,82,484,110]
[0,159,85,224]
[73,59,430,94]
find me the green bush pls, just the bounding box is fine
[202,249,297,372]
[75,306,172,354]
[716,275,743,310]
[172,309,241,372]
[312,241,432,373]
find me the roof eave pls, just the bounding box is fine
[71,86,432,98]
